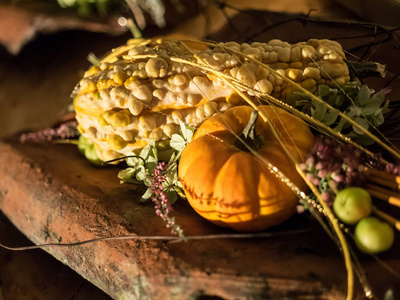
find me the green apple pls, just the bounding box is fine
[354,217,395,254]
[333,187,372,225]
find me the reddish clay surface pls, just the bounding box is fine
[0,138,400,299]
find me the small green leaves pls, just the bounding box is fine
[170,121,195,152]
[170,121,195,161]
[289,82,390,145]
[118,121,194,202]
[170,134,187,153]
[356,85,371,106]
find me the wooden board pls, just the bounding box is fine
[0,137,400,299]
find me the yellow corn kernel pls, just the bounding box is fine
[84,66,100,77]
[107,134,128,150]
[113,72,127,85]
[98,111,111,127]
[301,78,316,91]
[80,81,97,94]
[97,80,109,90]
[108,111,131,128]
[287,68,300,81]
[289,61,302,69]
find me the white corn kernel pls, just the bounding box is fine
[269,52,279,63]
[127,97,144,116]
[204,102,218,116]
[131,85,152,102]
[301,45,316,59]
[171,111,183,122]
[196,107,206,120]
[268,39,283,47]
[153,89,165,99]
[303,67,320,79]
[149,128,163,140]
[139,115,156,132]
[162,124,178,138]
[236,64,258,86]
[332,76,346,86]
[290,47,301,62]
[277,47,291,62]
[242,47,262,61]
[255,78,273,94]
[187,94,202,106]
[173,74,187,86]
[120,130,134,141]
[301,78,316,90]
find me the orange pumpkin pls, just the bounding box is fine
[178,105,314,231]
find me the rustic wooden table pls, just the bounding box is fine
[1,1,400,299]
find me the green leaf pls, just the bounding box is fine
[135,166,147,181]
[356,85,371,106]
[334,95,345,108]
[362,101,382,115]
[317,85,331,97]
[166,190,178,204]
[370,89,385,105]
[126,155,144,167]
[118,168,140,184]
[373,113,384,127]
[141,188,153,201]
[170,134,187,151]
[326,93,337,106]
[179,121,187,139]
[311,99,327,121]
[185,128,194,143]
[352,117,369,135]
[354,134,375,146]
[322,110,339,126]
[382,100,390,114]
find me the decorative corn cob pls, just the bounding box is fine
[74,37,351,162]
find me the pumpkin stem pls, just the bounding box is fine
[236,110,263,151]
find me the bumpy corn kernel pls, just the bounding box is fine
[108,111,131,128]
[131,85,152,102]
[145,58,168,78]
[107,135,128,150]
[301,78,317,91]
[204,102,218,117]
[255,79,273,94]
[127,97,144,116]
[163,123,178,138]
[139,115,156,132]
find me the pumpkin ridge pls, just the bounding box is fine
[180,177,295,211]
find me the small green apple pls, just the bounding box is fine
[333,187,372,225]
[354,217,395,254]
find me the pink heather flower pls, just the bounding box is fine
[19,120,79,143]
[149,162,184,238]
[300,136,368,207]
[321,192,331,202]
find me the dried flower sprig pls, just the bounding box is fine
[150,161,184,238]
[118,121,194,238]
[19,120,79,143]
[299,136,367,205]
